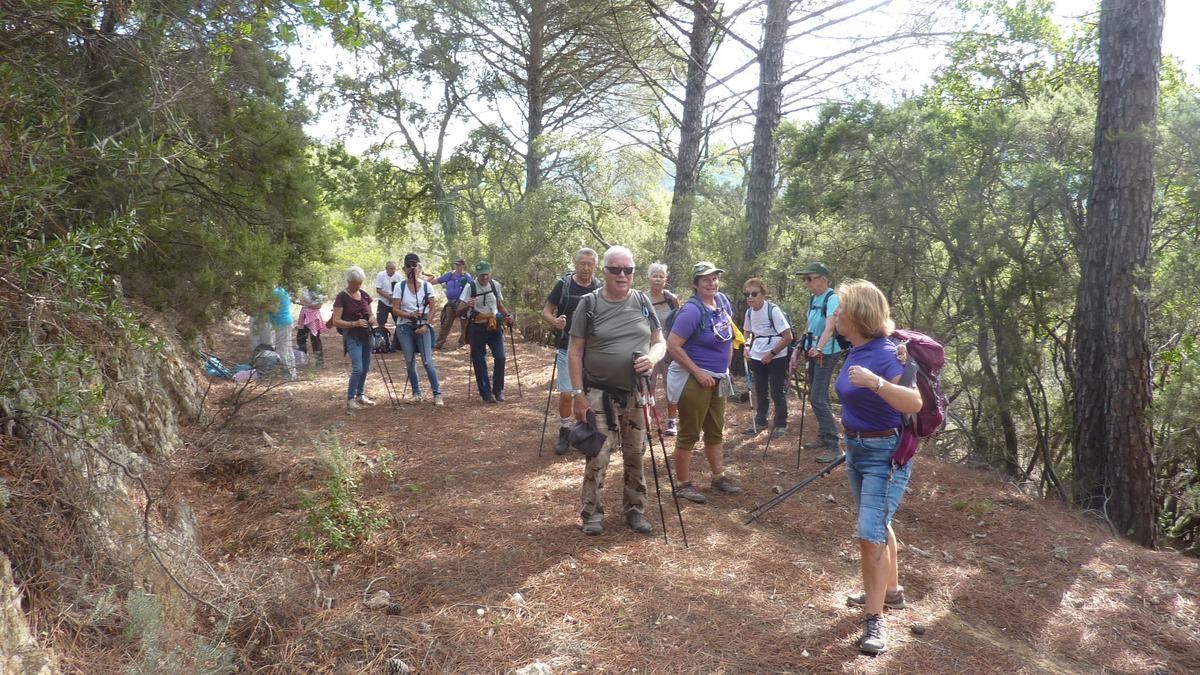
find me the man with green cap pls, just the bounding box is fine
[458,261,512,402]
[791,262,845,463]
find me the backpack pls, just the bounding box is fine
[809,289,852,352]
[397,278,434,325]
[464,278,498,321]
[555,271,602,333]
[577,289,656,339]
[890,328,947,467]
[743,301,798,358]
[371,326,393,353]
[199,350,233,379]
[662,293,733,365]
[250,347,286,378]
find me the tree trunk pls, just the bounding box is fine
[742,0,787,263]
[525,0,546,194]
[663,0,716,281]
[1072,0,1163,547]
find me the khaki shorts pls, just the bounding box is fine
[676,375,726,448]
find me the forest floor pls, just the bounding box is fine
[168,320,1198,674]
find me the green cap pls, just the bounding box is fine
[797,262,831,278]
[475,261,492,274]
[691,261,725,279]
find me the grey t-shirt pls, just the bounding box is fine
[570,289,660,392]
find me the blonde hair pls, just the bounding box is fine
[836,279,894,339]
[743,277,768,296]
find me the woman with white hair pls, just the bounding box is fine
[645,262,680,434]
[331,266,376,410]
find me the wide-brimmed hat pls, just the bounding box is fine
[568,409,607,458]
[691,261,725,279]
[475,261,492,274]
[797,262,831,278]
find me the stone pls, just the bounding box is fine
[416,622,433,634]
[1053,546,1069,562]
[261,431,277,447]
[510,592,526,605]
[910,622,927,635]
[513,663,553,675]
[364,590,391,609]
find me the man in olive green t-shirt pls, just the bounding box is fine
[567,245,667,536]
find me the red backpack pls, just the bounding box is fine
[890,329,947,467]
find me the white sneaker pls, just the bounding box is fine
[433,394,444,406]
[346,399,366,410]
[407,393,423,404]
[357,395,377,407]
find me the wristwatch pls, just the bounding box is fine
[571,388,586,397]
[875,376,886,392]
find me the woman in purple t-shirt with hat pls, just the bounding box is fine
[832,279,922,655]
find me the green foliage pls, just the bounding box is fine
[123,590,235,675]
[297,438,387,555]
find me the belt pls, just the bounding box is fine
[845,427,901,439]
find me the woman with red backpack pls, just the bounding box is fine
[833,279,923,655]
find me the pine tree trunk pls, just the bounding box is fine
[663,0,716,280]
[1072,0,1164,547]
[525,0,546,194]
[742,0,788,263]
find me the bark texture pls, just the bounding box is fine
[742,0,788,263]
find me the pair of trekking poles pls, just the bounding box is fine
[743,347,819,469]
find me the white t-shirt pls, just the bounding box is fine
[743,303,791,361]
[459,279,503,317]
[375,270,402,305]
[394,279,435,322]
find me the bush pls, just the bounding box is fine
[297,438,387,555]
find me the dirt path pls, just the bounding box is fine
[180,323,1199,673]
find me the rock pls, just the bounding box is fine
[330,563,341,580]
[261,431,277,447]
[510,592,526,605]
[943,551,954,563]
[825,493,836,503]
[364,590,391,609]
[357,439,367,446]
[416,622,433,634]
[910,622,927,635]
[1053,546,1069,562]
[1115,564,1131,575]
[385,658,411,674]
[1147,596,1161,606]
[513,663,553,675]
[564,614,577,624]
[908,545,931,558]
[771,485,782,494]
[387,603,404,615]
[476,607,487,616]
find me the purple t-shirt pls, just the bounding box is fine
[836,337,905,432]
[670,294,734,372]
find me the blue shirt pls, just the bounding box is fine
[806,290,842,355]
[269,287,293,327]
[435,271,474,300]
[836,337,905,432]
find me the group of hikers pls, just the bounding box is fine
[266,245,922,655]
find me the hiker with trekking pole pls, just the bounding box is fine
[663,262,743,503]
[331,266,377,410]
[458,261,511,402]
[566,245,666,536]
[540,248,602,455]
[789,262,848,464]
[392,253,444,406]
[741,277,794,447]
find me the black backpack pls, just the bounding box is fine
[371,326,393,353]
[744,301,799,358]
[464,278,497,321]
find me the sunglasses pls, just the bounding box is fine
[604,266,635,276]
[743,291,761,298]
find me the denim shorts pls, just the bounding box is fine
[555,349,573,392]
[845,433,913,544]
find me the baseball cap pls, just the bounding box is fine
[475,261,492,274]
[797,262,831,278]
[691,261,725,279]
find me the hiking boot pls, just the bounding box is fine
[674,481,706,503]
[664,418,679,436]
[407,393,423,404]
[802,440,824,449]
[625,512,652,534]
[346,399,366,411]
[770,426,787,439]
[581,519,603,536]
[495,391,505,402]
[553,426,571,455]
[816,447,844,463]
[847,588,906,610]
[743,424,765,436]
[858,613,887,654]
[356,395,377,407]
[711,475,743,495]
[433,394,444,406]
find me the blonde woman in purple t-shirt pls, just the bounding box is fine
[833,279,922,655]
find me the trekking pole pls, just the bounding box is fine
[746,455,845,524]
[630,351,669,543]
[745,364,757,434]
[506,317,524,398]
[634,352,688,548]
[795,357,816,469]
[537,331,561,457]
[374,349,402,409]
[464,320,475,400]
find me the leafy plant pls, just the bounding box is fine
[298,440,387,554]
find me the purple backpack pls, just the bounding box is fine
[890,329,947,467]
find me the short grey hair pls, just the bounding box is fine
[647,262,667,278]
[575,248,598,263]
[345,266,366,283]
[602,245,635,267]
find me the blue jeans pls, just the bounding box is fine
[394,323,441,397]
[846,433,912,544]
[344,332,372,400]
[468,324,505,400]
[809,354,840,450]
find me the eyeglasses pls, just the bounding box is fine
[604,266,635,276]
[743,291,761,298]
